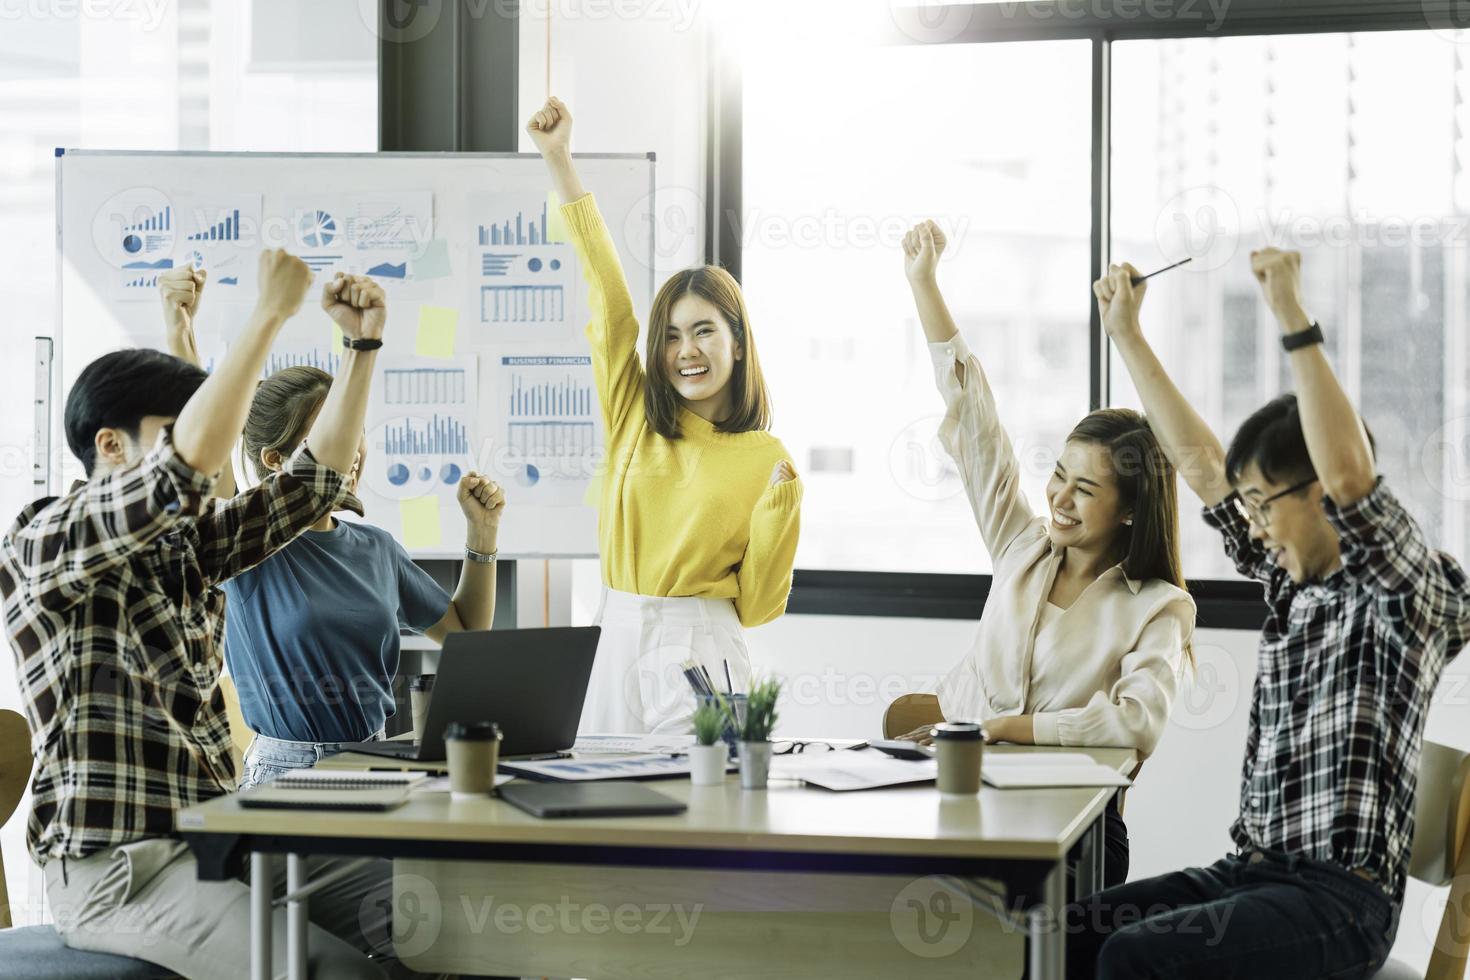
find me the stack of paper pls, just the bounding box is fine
[981,753,1131,789]
[772,751,937,792]
[500,754,728,782]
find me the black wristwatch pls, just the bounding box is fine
[342,337,384,351]
[1281,322,1324,352]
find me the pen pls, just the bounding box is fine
[1130,256,1192,285]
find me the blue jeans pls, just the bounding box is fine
[1065,849,1396,980]
[241,730,386,789]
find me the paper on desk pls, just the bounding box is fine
[772,751,937,792]
[572,734,696,755]
[417,774,517,792]
[499,754,707,781]
[981,755,1130,789]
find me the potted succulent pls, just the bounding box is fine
[689,700,729,786]
[732,677,781,790]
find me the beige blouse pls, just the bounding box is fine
[930,334,1195,757]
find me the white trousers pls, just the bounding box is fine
[579,587,751,735]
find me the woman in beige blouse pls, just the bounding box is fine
[900,220,1196,886]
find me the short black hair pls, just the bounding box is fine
[1226,393,1375,488]
[65,349,208,475]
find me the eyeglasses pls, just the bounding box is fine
[1235,477,1318,529]
[771,739,839,755]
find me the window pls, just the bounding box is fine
[0,0,376,927]
[741,21,1093,573]
[1110,31,1470,577]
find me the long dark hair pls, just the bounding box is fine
[1067,408,1186,594]
[241,366,332,480]
[644,265,772,439]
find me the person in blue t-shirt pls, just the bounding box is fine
[165,271,506,787]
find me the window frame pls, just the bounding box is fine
[716,0,1453,625]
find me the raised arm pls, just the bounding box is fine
[172,250,311,478]
[194,274,385,584]
[1250,248,1376,506]
[527,97,645,439]
[306,274,384,474]
[527,96,588,208]
[903,220,1035,558]
[424,474,506,643]
[1099,263,1232,508]
[159,266,237,498]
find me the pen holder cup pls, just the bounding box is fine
[697,693,747,754]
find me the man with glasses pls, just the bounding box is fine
[1064,247,1470,979]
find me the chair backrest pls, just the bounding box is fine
[882,693,943,740]
[0,707,34,929]
[1408,739,1470,887]
[1407,739,1470,980]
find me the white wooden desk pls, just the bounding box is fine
[177,744,1134,980]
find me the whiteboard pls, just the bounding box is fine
[56,149,657,559]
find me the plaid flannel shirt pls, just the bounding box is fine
[1,427,358,864]
[1203,478,1470,906]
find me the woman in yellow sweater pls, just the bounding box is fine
[528,97,803,734]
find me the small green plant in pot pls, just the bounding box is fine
[732,677,781,789]
[689,700,728,786]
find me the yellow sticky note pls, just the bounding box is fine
[415,306,458,358]
[330,324,344,356]
[400,496,442,550]
[546,190,569,243]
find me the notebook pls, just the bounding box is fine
[238,787,410,811]
[268,770,428,791]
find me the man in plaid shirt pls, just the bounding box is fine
[1066,248,1470,979]
[3,253,414,978]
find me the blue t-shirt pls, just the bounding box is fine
[221,519,451,743]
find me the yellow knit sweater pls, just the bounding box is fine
[562,194,802,627]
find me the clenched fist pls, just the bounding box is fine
[901,220,947,285]
[322,274,387,343]
[254,249,313,321]
[526,96,572,158]
[1249,248,1312,333]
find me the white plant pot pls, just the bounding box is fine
[689,743,728,786]
[738,741,773,790]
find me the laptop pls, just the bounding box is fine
[336,626,601,762]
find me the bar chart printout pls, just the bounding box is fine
[471,243,575,332]
[365,355,479,504]
[499,355,599,500]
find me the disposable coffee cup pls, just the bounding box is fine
[933,721,983,796]
[409,674,435,738]
[445,721,501,800]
